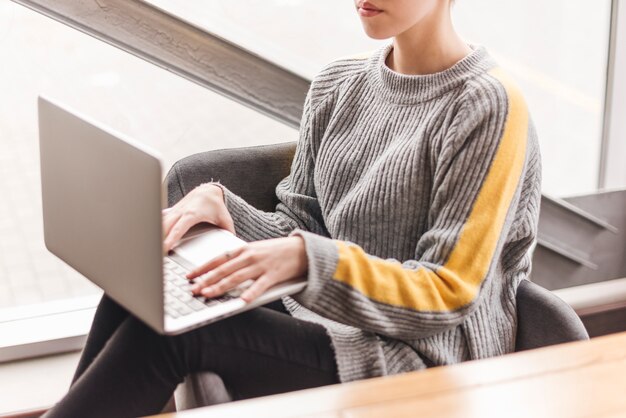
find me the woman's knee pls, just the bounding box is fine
[112,316,191,382]
[98,294,128,315]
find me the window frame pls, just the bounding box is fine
[599,0,626,190]
[9,0,309,128]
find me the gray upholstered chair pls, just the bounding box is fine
[165,142,589,410]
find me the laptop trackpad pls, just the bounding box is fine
[172,225,246,269]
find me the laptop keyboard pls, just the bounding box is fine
[163,258,244,319]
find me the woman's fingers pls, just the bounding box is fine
[189,248,248,292]
[241,275,274,303]
[163,215,198,252]
[187,246,246,280]
[162,210,182,240]
[199,266,261,298]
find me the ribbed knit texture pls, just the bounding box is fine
[212,43,542,383]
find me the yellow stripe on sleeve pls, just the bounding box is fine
[332,68,529,312]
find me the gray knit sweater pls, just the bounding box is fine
[214,42,542,383]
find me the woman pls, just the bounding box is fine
[45,0,541,416]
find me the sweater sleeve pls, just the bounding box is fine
[289,69,534,340]
[211,88,329,242]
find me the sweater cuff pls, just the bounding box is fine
[288,229,340,309]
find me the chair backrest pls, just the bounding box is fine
[515,279,589,352]
[166,142,297,211]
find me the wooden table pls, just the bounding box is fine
[156,332,626,418]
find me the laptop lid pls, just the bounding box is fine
[38,96,165,332]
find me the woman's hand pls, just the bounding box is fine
[186,236,308,303]
[163,183,235,252]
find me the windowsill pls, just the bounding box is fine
[0,351,80,415]
[0,296,98,415]
[0,295,99,363]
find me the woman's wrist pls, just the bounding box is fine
[288,235,308,276]
[194,182,235,234]
[202,182,225,202]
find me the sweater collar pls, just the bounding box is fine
[366,42,495,104]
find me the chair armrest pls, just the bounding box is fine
[515,280,589,352]
[165,142,297,211]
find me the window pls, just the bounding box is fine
[0,1,297,317]
[453,0,612,196]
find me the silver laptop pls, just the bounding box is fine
[38,96,306,335]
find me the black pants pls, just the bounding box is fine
[43,295,339,418]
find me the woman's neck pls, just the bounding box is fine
[386,5,472,76]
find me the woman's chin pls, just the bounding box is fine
[361,26,395,40]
